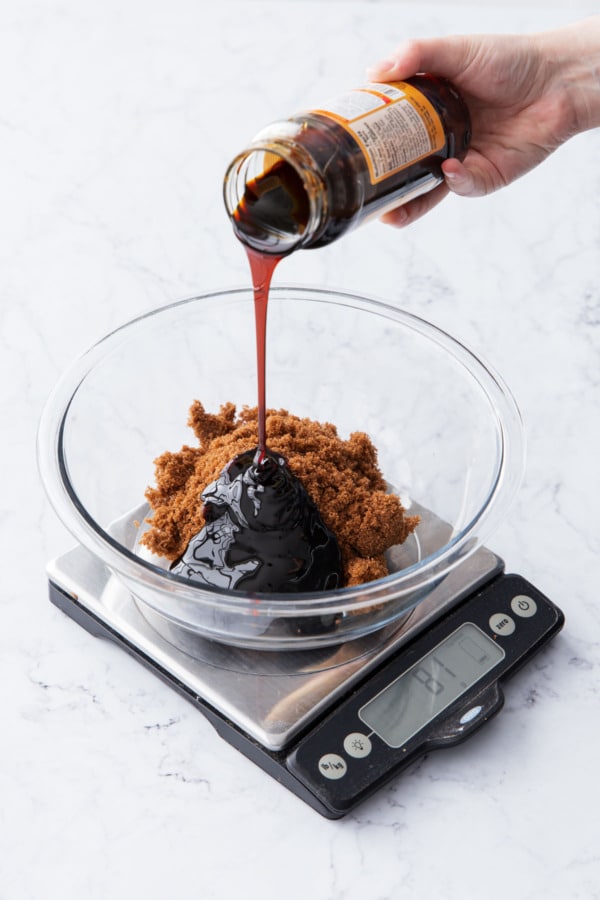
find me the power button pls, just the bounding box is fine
[511,594,538,618]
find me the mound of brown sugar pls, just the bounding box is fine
[141,402,419,587]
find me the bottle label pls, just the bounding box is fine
[310,82,446,184]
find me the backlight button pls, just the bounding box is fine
[343,732,372,759]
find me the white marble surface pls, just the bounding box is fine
[3,1,600,898]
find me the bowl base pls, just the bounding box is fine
[133,596,415,674]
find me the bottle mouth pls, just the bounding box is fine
[223,141,325,255]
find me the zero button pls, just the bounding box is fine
[489,613,516,636]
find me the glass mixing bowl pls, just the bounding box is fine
[38,286,524,650]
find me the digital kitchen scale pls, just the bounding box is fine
[47,509,564,819]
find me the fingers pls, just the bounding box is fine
[379,181,449,228]
[366,35,472,82]
[443,157,502,197]
[367,35,491,226]
[379,157,490,228]
[441,158,479,197]
[366,40,424,82]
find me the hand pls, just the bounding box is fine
[366,17,600,226]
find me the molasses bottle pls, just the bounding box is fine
[224,76,471,255]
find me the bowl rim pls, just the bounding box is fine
[37,284,525,617]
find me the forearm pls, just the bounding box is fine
[537,16,600,136]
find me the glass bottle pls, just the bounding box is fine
[223,75,471,256]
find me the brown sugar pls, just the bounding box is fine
[141,402,419,587]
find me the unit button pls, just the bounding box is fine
[318,753,347,780]
[489,613,516,636]
[511,594,538,618]
[343,732,372,759]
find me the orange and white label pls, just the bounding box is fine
[311,82,445,184]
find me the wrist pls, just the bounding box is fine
[539,17,600,136]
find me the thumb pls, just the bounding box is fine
[366,35,472,82]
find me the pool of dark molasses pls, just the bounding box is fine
[171,448,342,595]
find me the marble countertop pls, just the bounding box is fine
[3,1,600,898]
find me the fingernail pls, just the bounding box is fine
[381,206,409,227]
[444,170,467,186]
[394,207,409,225]
[366,58,395,79]
[444,167,476,197]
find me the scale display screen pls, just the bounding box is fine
[359,622,505,748]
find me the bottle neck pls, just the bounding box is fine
[223,139,327,255]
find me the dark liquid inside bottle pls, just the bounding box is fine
[234,162,311,253]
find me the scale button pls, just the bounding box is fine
[489,613,516,636]
[511,594,538,618]
[343,732,372,759]
[318,753,347,780]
